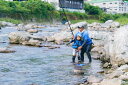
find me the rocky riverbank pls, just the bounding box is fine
[1,20,128,85]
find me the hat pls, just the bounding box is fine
[77,33,82,37]
[78,26,84,29]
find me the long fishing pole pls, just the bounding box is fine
[59,0,74,36]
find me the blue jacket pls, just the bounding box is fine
[75,31,92,46]
[70,40,83,49]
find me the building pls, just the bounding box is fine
[5,0,86,12]
[43,0,85,12]
[87,0,128,13]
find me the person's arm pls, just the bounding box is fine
[66,39,74,45]
[81,40,87,47]
[78,33,88,50]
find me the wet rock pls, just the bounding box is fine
[68,22,87,30]
[106,70,124,79]
[87,75,102,83]
[73,66,84,75]
[9,32,42,46]
[0,48,15,53]
[73,69,84,75]
[102,62,111,68]
[48,31,71,44]
[48,46,60,49]
[22,39,42,47]
[17,24,35,31]
[46,36,55,42]
[31,35,44,41]
[9,32,31,44]
[97,71,104,74]
[0,21,15,27]
[27,29,38,33]
[117,65,128,72]
[88,20,120,32]
[99,78,122,85]
[119,72,128,80]
[32,25,45,28]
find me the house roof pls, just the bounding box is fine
[86,0,119,3]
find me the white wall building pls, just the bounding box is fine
[5,0,85,12]
[42,0,85,12]
[87,0,128,13]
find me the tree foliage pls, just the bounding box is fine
[84,3,103,15]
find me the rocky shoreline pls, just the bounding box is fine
[0,20,128,85]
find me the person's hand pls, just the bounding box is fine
[78,46,82,51]
[72,35,74,39]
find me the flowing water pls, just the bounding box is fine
[0,25,103,85]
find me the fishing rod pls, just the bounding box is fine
[59,0,74,36]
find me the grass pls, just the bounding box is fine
[71,17,128,25]
[86,19,103,24]
[0,18,22,24]
[115,17,128,25]
[71,19,103,24]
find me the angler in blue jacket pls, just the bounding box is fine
[68,33,83,63]
[74,25,93,63]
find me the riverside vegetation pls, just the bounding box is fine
[0,0,128,25]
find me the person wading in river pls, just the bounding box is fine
[67,33,83,63]
[73,25,93,63]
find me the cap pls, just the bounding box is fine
[78,26,84,29]
[77,33,82,37]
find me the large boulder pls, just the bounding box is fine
[47,31,72,44]
[8,32,42,46]
[9,32,31,44]
[62,22,87,31]
[88,20,120,31]
[103,26,128,66]
[22,39,42,47]
[69,22,87,30]
[17,24,35,31]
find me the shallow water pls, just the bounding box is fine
[0,26,103,85]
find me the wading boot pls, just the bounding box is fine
[71,56,76,63]
[78,56,81,63]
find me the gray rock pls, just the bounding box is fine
[87,75,102,83]
[0,48,15,53]
[22,39,42,47]
[9,32,31,44]
[27,29,38,33]
[99,78,122,85]
[103,62,110,68]
[103,26,128,66]
[106,70,124,79]
[8,32,42,46]
[0,21,15,27]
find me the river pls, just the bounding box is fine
[0,25,103,85]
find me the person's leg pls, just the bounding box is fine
[85,44,92,63]
[72,49,76,63]
[78,51,81,62]
[80,48,85,62]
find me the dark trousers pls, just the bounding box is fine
[80,44,92,63]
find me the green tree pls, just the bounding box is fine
[84,3,103,15]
